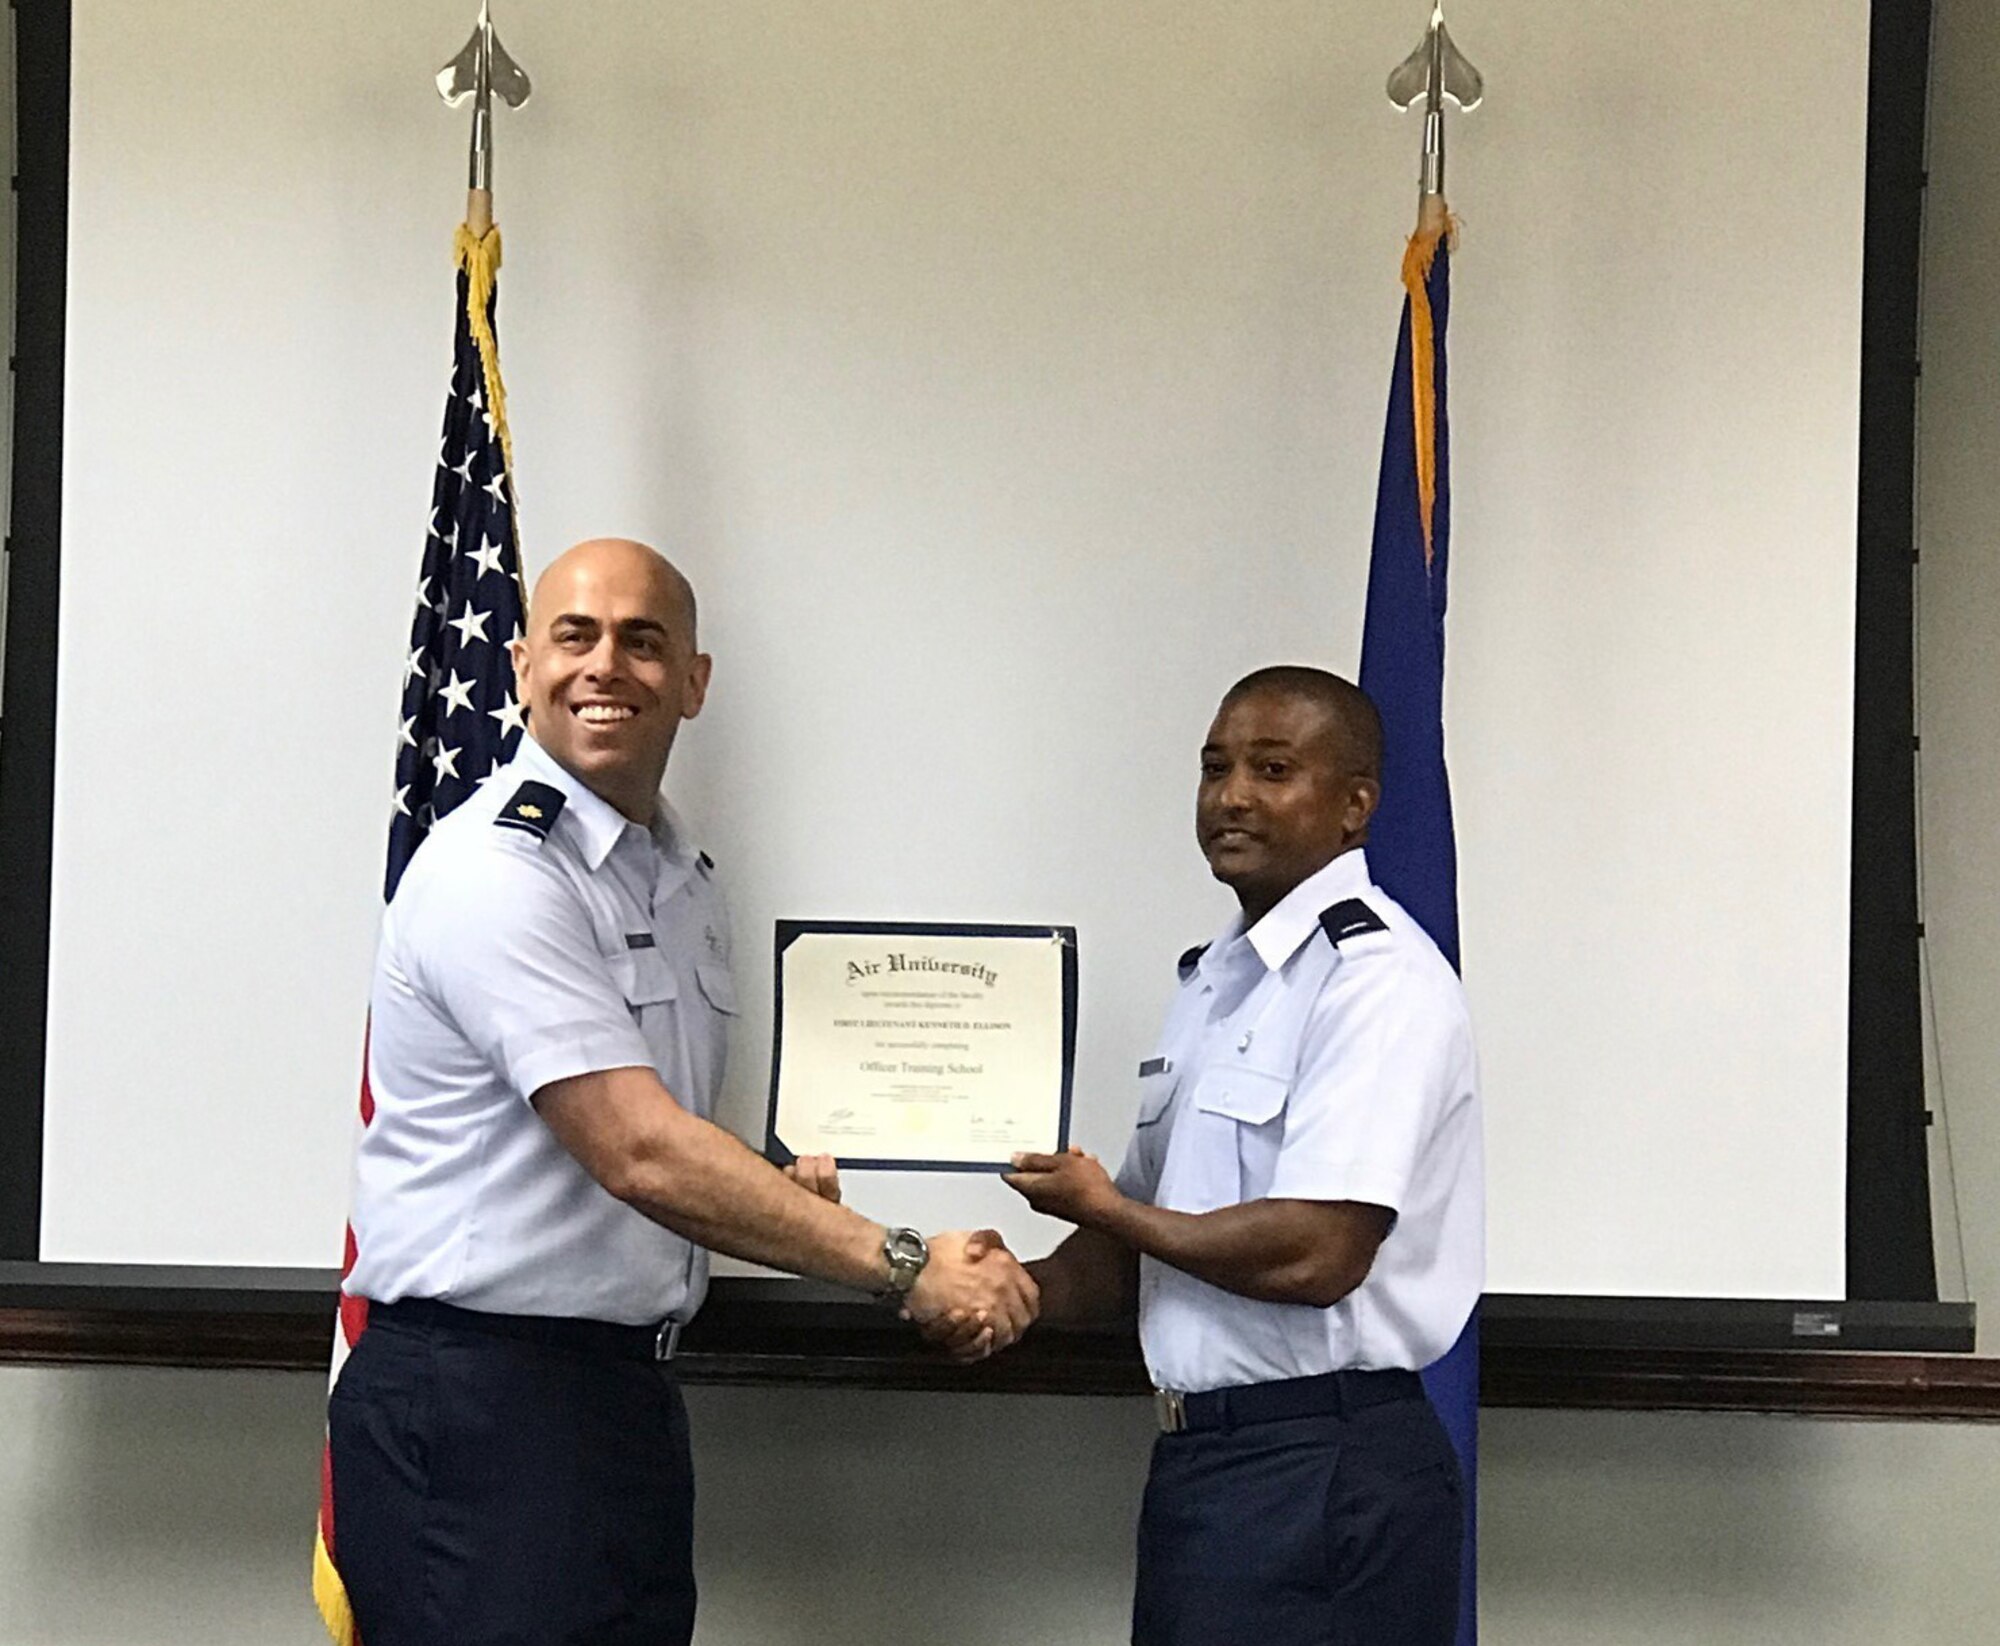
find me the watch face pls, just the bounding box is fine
[885,1227,928,1269]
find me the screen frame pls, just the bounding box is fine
[0,0,1968,1388]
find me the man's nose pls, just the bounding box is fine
[1214,766,1253,811]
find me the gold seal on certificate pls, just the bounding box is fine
[766,921,1078,1171]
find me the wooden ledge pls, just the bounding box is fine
[2,1299,1995,1418]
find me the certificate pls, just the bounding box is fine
[765,921,1077,1171]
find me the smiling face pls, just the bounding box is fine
[509,538,711,823]
[1196,684,1380,927]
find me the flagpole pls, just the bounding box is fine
[1376,15,1484,1646]
[438,3,531,593]
[438,1,531,237]
[1388,1,1484,238]
[313,17,534,1644]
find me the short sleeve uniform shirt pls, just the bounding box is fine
[1116,848,1482,1393]
[345,733,736,1327]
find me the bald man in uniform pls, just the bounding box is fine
[330,539,1039,1646]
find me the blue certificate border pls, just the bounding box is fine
[765,919,1078,1173]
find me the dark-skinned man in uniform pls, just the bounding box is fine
[964,664,1481,1646]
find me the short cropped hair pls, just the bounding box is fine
[1221,665,1383,779]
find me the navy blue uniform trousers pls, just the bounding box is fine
[327,1303,696,1646]
[1132,1384,1463,1646]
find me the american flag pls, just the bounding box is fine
[315,222,525,1646]
[387,227,528,894]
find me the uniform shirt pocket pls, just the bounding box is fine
[1114,1070,1180,1201]
[694,961,739,1016]
[608,950,678,1018]
[1189,1065,1291,1206]
[1134,1069,1178,1129]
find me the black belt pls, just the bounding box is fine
[1155,1368,1422,1434]
[368,1297,685,1363]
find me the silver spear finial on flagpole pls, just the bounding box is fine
[1387,2,1483,209]
[438,3,531,232]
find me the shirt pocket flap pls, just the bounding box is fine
[695,961,740,1015]
[1192,1065,1289,1126]
[1134,1070,1177,1128]
[609,950,678,1008]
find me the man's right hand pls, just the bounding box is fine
[903,1229,1039,1358]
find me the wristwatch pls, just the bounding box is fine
[877,1226,929,1302]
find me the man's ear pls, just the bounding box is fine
[508,638,532,723]
[1346,777,1382,837]
[682,652,714,721]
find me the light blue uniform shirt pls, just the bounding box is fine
[346,732,736,1327]
[1116,848,1483,1393]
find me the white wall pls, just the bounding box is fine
[7,2,2000,1644]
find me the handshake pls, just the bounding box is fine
[901,1227,1038,1363]
[787,1151,1104,1363]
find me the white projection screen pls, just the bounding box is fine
[27,0,1869,1302]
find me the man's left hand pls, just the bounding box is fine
[1004,1147,1123,1228]
[784,1154,842,1204]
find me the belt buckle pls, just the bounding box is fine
[1154,1388,1187,1433]
[654,1320,683,1362]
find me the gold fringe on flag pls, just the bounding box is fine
[1401,219,1455,564]
[313,1525,356,1646]
[454,221,528,606]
